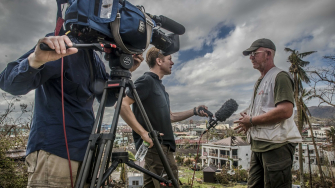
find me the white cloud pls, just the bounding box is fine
[1,0,334,124]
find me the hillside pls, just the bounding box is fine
[307,106,335,119]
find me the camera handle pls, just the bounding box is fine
[75,76,179,188]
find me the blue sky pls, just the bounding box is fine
[0,0,335,123]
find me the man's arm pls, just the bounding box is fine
[170,105,208,122]
[0,35,78,95]
[234,101,293,133]
[119,96,153,147]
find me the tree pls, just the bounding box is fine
[0,93,33,187]
[309,55,335,107]
[299,89,324,187]
[286,48,316,188]
[325,126,335,145]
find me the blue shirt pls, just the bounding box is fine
[0,34,116,161]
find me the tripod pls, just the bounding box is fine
[75,47,179,188]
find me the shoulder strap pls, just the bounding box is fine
[110,8,153,54]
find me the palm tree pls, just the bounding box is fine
[325,126,335,145]
[299,89,324,187]
[286,48,316,187]
[325,126,335,187]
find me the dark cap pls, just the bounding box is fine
[242,38,276,56]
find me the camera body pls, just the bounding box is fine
[64,0,182,56]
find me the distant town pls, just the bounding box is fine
[2,106,335,187]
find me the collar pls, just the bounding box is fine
[145,72,160,81]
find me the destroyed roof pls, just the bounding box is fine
[211,136,249,146]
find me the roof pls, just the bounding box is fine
[175,139,206,144]
[210,136,249,146]
[203,166,218,172]
[6,149,26,159]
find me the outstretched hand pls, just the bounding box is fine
[28,35,78,69]
[196,105,209,117]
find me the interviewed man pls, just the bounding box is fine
[0,34,143,187]
[120,47,208,188]
[234,39,302,188]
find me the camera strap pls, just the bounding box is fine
[110,8,154,54]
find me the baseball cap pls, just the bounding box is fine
[242,38,276,56]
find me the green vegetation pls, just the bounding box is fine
[0,94,31,188]
[178,166,247,188]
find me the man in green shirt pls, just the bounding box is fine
[234,38,302,188]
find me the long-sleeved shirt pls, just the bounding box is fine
[0,34,116,161]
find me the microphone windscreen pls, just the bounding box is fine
[215,99,239,122]
[159,15,186,35]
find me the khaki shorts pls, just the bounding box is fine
[143,145,178,188]
[25,150,80,188]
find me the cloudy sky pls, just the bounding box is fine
[0,0,335,124]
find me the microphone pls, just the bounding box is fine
[147,14,186,35]
[200,99,238,134]
[215,99,239,122]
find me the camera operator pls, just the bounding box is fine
[120,47,208,188]
[0,34,143,187]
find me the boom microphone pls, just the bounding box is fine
[147,14,186,35]
[200,99,239,134]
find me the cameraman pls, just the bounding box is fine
[0,34,143,187]
[120,47,208,188]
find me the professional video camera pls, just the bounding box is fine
[62,0,185,56]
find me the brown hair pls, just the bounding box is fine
[146,47,165,68]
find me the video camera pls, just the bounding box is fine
[62,0,185,58]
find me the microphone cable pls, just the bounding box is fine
[61,30,74,188]
[190,132,205,188]
[61,55,74,188]
[190,99,238,187]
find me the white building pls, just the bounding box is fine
[172,123,189,132]
[307,127,330,139]
[293,144,335,175]
[128,174,143,188]
[201,136,251,170]
[214,124,229,130]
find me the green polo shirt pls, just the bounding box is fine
[251,71,295,152]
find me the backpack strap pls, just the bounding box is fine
[110,8,153,54]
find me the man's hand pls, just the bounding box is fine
[196,105,209,117]
[234,112,253,134]
[140,131,164,148]
[130,54,144,72]
[28,35,78,69]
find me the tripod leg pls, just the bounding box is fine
[76,86,108,188]
[128,80,179,188]
[101,160,120,185]
[126,160,172,186]
[92,79,127,188]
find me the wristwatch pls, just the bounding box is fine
[193,107,197,116]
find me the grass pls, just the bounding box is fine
[178,166,247,188]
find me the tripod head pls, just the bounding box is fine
[40,39,135,79]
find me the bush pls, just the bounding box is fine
[0,136,28,188]
[214,167,248,185]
